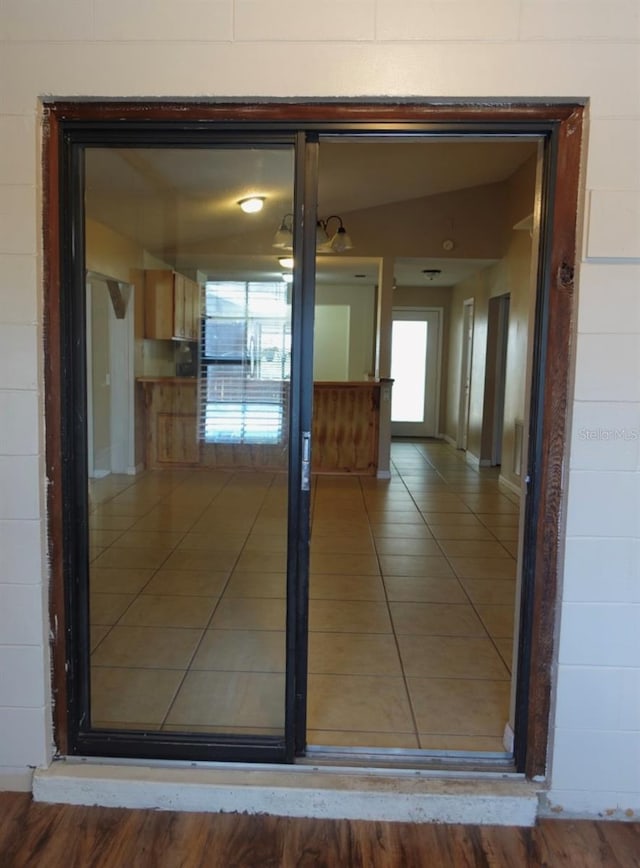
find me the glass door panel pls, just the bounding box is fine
[82,145,295,749]
[390,308,441,437]
[391,320,428,422]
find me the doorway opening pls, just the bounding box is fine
[482,293,511,468]
[44,101,584,778]
[457,298,475,451]
[86,274,136,479]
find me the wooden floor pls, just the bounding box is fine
[1,793,639,867]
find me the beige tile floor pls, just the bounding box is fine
[88,440,520,754]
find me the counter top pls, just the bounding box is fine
[137,377,197,384]
[314,380,381,387]
[138,377,385,387]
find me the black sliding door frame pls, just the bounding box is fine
[59,125,317,763]
[46,102,585,777]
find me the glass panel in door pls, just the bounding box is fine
[83,145,295,746]
[390,308,441,437]
[391,320,428,422]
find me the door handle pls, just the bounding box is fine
[301,431,311,491]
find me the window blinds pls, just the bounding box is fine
[200,281,291,445]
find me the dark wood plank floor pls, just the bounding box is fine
[1,793,638,867]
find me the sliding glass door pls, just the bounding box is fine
[53,111,560,774]
[61,132,315,762]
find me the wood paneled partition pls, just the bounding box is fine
[312,381,381,474]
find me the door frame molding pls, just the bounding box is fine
[43,99,585,779]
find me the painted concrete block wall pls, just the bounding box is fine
[551,98,640,813]
[0,104,51,788]
[0,0,638,813]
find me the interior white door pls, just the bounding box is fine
[390,308,441,437]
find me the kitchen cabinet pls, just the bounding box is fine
[144,269,201,341]
[137,378,199,468]
[138,378,384,474]
[157,412,199,465]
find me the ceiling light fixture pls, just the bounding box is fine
[422,268,442,281]
[278,256,294,269]
[316,215,353,253]
[273,213,294,249]
[273,213,353,253]
[238,196,265,214]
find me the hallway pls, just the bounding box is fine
[89,440,520,755]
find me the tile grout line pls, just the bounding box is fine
[406,442,518,677]
[159,470,283,731]
[362,463,424,751]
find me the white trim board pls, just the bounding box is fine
[465,450,481,470]
[499,474,522,498]
[0,768,34,793]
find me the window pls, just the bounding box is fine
[201,281,291,445]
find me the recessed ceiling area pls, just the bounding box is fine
[84,138,538,289]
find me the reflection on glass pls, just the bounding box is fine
[391,320,428,422]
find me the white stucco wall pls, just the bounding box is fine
[0,0,638,815]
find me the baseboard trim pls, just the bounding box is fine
[503,723,515,754]
[0,767,34,792]
[539,790,640,822]
[465,451,480,470]
[498,474,522,498]
[33,761,539,826]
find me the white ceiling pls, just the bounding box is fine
[85,138,538,287]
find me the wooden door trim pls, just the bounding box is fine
[44,100,582,125]
[43,107,68,754]
[518,104,584,778]
[43,99,584,778]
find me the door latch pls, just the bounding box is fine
[301,431,311,491]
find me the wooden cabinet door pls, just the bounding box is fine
[183,278,194,340]
[156,413,199,464]
[144,269,175,339]
[173,272,186,339]
[186,279,201,340]
[144,270,200,341]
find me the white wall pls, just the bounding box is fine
[0,0,639,814]
[315,283,377,381]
